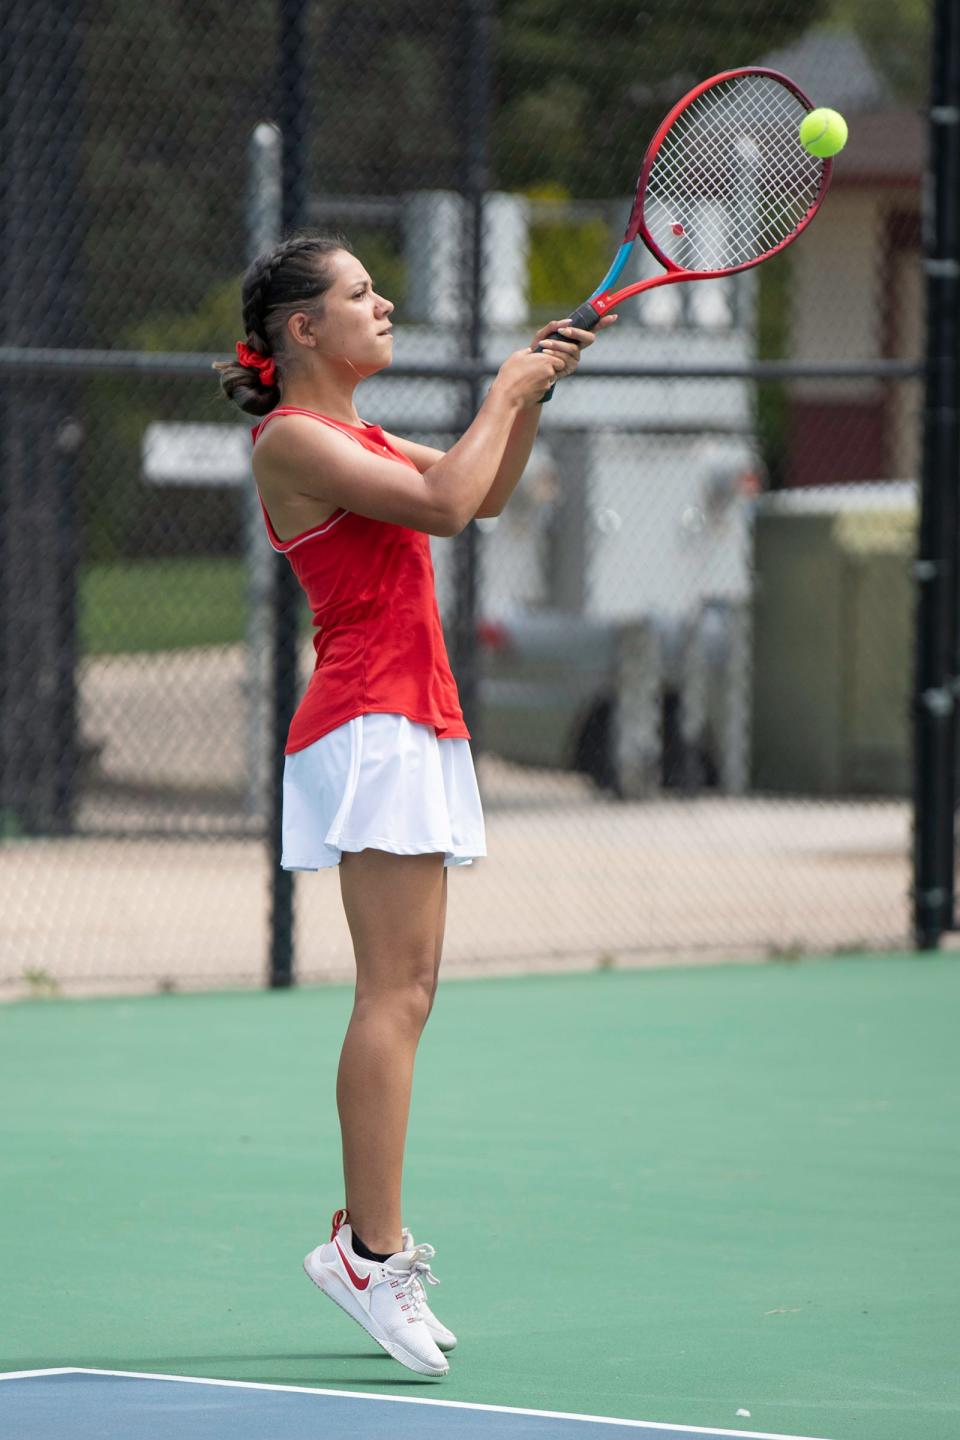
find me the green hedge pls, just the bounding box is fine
[79,558,248,655]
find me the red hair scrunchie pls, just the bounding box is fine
[235,340,277,388]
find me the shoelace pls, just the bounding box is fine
[384,1243,440,1318]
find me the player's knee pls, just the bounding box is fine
[355,966,435,1031]
[422,974,440,1026]
[400,974,435,1030]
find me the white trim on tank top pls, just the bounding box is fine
[254,408,369,552]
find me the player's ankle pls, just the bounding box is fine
[351,1228,400,1261]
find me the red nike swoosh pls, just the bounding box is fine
[336,1240,371,1291]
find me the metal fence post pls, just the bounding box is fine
[269,0,310,988]
[0,0,85,839]
[245,123,282,824]
[450,0,493,749]
[913,0,960,949]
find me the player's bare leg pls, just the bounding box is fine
[432,867,448,994]
[336,849,445,1257]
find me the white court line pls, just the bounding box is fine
[0,1367,837,1440]
[0,1369,79,1380]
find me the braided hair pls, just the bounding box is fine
[214,233,351,415]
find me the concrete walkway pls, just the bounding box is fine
[1,785,910,998]
[0,644,913,997]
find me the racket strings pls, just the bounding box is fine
[644,74,824,273]
[653,88,813,263]
[652,86,820,267]
[653,82,816,259]
[659,93,803,251]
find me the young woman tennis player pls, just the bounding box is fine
[216,233,615,1377]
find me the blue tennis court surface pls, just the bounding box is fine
[0,1370,835,1440]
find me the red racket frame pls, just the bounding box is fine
[584,66,833,322]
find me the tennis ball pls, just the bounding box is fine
[799,107,848,158]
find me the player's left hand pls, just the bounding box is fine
[530,314,618,378]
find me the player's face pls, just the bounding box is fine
[306,249,394,376]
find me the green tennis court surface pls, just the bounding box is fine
[2,955,958,1440]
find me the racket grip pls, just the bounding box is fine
[536,300,604,405]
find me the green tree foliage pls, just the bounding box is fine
[306,4,462,195]
[79,0,277,348]
[494,0,832,195]
[526,185,611,311]
[78,0,836,352]
[296,1,843,202]
[72,0,857,557]
[830,0,928,106]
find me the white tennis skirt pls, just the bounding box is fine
[281,711,487,871]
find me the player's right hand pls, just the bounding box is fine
[491,347,565,409]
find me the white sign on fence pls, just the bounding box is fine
[142,422,251,487]
[141,420,272,823]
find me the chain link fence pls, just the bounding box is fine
[0,0,932,994]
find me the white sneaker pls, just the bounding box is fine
[401,1226,458,1352]
[303,1209,449,1377]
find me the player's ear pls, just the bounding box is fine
[287,310,318,348]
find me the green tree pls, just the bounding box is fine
[494,0,833,195]
[79,0,277,347]
[76,0,836,350]
[68,0,841,557]
[830,0,928,106]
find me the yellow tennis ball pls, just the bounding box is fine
[799,107,848,158]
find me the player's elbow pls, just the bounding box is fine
[448,502,500,532]
[443,503,480,535]
[422,478,469,536]
[439,507,467,537]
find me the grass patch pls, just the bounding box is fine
[79,558,247,655]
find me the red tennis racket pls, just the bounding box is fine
[540,67,833,398]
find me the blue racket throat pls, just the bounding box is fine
[590,241,634,300]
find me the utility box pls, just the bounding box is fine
[751,484,914,796]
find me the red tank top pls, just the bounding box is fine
[250,406,470,753]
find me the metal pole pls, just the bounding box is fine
[269,0,310,988]
[913,0,960,949]
[0,351,927,384]
[450,0,492,749]
[0,0,85,839]
[245,123,282,824]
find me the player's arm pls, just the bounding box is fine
[383,423,541,522]
[384,319,606,521]
[379,433,446,475]
[463,317,617,520]
[383,429,539,523]
[254,417,463,537]
[253,348,562,538]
